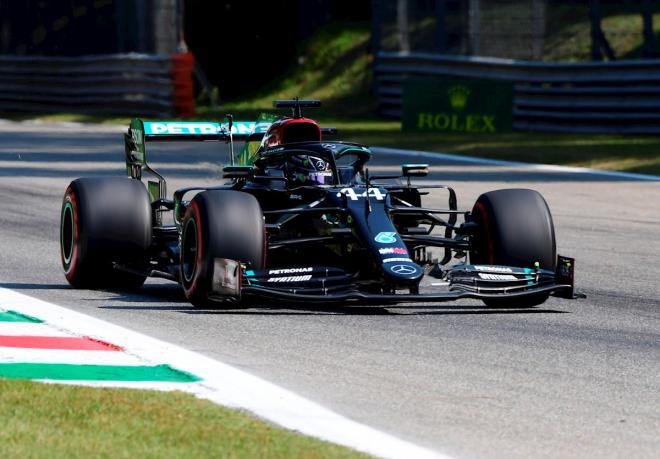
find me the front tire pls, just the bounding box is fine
[60,177,152,289]
[470,188,556,308]
[180,190,264,308]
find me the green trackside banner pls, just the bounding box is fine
[402,78,514,133]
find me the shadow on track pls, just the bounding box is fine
[99,300,396,316]
[6,282,567,316]
[96,283,568,316]
[179,305,567,316]
[99,303,566,316]
[0,283,71,290]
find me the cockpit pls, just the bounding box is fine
[254,143,371,188]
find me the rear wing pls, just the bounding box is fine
[124,117,272,171]
[142,120,270,141]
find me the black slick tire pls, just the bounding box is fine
[470,188,556,308]
[60,177,152,289]
[180,190,264,308]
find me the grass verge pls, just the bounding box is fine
[545,6,660,61]
[0,379,370,459]
[331,121,660,176]
[202,22,375,120]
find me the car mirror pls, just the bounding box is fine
[223,165,253,179]
[402,164,429,177]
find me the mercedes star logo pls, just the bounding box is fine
[390,264,417,275]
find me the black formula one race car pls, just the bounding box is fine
[59,99,580,308]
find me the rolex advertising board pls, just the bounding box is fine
[402,78,513,133]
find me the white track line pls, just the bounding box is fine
[372,146,660,181]
[0,322,71,336]
[0,347,146,365]
[0,287,452,459]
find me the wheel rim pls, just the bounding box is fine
[61,202,74,265]
[182,217,198,283]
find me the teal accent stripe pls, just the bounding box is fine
[0,310,43,323]
[0,363,201,382]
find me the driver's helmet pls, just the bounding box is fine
[287,155,333,185]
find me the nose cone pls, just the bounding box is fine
[383,261,424,284]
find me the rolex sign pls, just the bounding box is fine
[402,78,513,133]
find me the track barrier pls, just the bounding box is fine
[0,54,176,117]
[375,52,660,134]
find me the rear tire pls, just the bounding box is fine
[60,177,152,289]
[180,190,264,308]
[470,188,556,308]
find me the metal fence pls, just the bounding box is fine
[374,51,660,133]
[375,0,659,61]
[0,54,173,116]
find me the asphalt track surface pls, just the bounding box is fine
[0,120,658,459]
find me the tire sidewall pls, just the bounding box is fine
[59,177,152,288]
[181,199,209,303]
[470,188,557,308]
[180,190,264,307]
[471,188,556,270]
[61,184,83,283]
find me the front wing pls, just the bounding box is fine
[240,283,573,304]
[213,256,581,305]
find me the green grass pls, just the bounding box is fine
[207,22,375,120]
[545,7,660,61]
[332,120,660,176]
[375,4,660,61]
[0,379,370,459]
